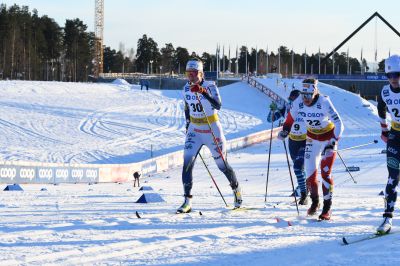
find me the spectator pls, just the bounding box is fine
[133,171,141,187]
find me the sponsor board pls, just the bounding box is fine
[0,165,99,184]
[0,128,277,183]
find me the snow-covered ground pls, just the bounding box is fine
[0,80,268,164]
[1,78,398,265]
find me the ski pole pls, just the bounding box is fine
[264,112,274,204]
[337,151,357,184]
[283,140,300,216]
[194,92,229,170]
[339,140,378,152]
[198,152,228,207]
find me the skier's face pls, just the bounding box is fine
[302,91,316,106]
[186,70,201,83]
[387,72,400,88]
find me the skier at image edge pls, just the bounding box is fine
[176,59,242,213]
[268,89,308,205]
[278,78,344,220]
[376,55,400,235]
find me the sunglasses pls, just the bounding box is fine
[301,93,313,99]
[186,70,198,75]
[386,72,400,79]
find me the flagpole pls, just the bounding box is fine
[245,45,248,76]
[291,49,294,77]
[318,47,321,75]
[266,46,269,74]
[278,47,281,74]
[255,46,258,76]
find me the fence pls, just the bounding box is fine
[0,127,281,184]
[243,75,287,106]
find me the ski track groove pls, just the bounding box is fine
[14,221,294,264]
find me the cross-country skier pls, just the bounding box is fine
[177,59,242,213]
[268,90,308,205]
[376,55,400,234]
[278,78,344,220]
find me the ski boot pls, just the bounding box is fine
[176,195,192,213]
[233,186,243,209]
[307,196,320,216]
[318,199,332,220]
[377,213,393,235]
[298,192,308,205]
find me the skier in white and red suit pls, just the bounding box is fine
[278,78,344,220]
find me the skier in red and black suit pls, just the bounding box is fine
[278,78,344,220]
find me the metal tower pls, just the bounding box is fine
[94,0,104,77]
[322,12,400,63]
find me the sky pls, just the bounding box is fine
[3,0,400,62]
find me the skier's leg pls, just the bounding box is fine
[289,138,307,204]
[178,126,203,213]
[320,142,336,201]
[206,123,241,207]
[305,139,322,197]
[304,138,323,214]
[319,140,337,220]
[181,125,203,197]
[289,139,307,193]
[207,123,238,189]
[377,132,400,233]
[383,134,400,215]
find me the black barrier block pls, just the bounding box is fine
[40,188,48,191]
[347,166,360,172]
[136,193,165,203]
[139,186,153,191]
[4,184,23,191]
[379,191,384,196]
[381,149,387,154]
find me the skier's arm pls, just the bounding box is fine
[326,98,344,140]
[282,100,299,133]
[267,102,285,122]
[202,83,222,110]
[377,93,388,127]
[190,83,222,110]
[184,102,190,130]
[282,112,295,133]
[377,93,389,142]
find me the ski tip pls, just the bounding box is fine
[287,221,293,226]
[135,211,141,219]
[342,237,349,245]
